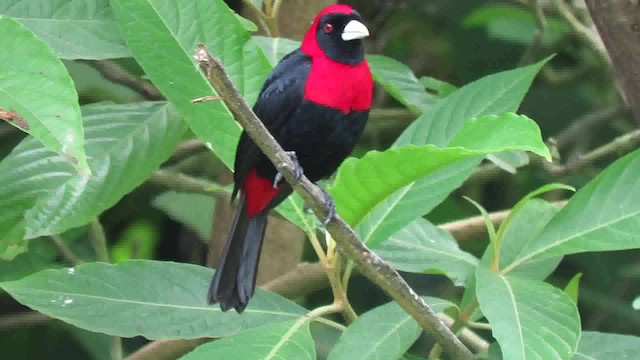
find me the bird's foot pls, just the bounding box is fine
[272,151,303,188]
[304,188,336,226]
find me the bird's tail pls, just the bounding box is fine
[207,193,267,312]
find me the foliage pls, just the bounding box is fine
[1,1,639,359]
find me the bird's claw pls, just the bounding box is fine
[273,151,304,188]
[321,190,337,226]
[304,188,336,225]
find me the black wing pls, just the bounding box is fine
[232,49,311,199]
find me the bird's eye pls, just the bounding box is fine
[324,23,334,33]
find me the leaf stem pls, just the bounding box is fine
[48,235,82,266]
[89,218,110,263]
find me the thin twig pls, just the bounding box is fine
[554,106,625,148]
[0,312,50,331]
[148,169,229,195]
[553,0,609,63]
[193,43,474,360]
[48,235,82,266]
[519,0,547,66]
[241,0,273,36]
[545,129,640,176]
[80,60,164,100]
[89,218,110,263]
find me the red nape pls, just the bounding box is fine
[242,168,280,217]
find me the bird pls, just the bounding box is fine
[208,4,372,312]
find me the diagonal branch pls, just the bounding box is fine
[193,43,474,360]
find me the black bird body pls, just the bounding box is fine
[209,4,372,312]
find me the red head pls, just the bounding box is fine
[301,5,369,65]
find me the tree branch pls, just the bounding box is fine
[519,0,547,66]
[584,0,640,125]
[148,169,228,195]
[545,129,640,176]
[193,43,473,360]
[80,60,164,101]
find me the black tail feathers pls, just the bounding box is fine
[207,194,267,312]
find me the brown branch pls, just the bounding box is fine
[584,0,640,125]
[48,235,83,266]
[0,312,51,331]
[519,0,547,66]
[80,60,164,101]
[193,43,473,360]
[440,201,567,242]
[545,129,640,176]
[148,169,228,195]
[125,339,209,360]
[554,106,626,148]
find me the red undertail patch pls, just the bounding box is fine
[243,169,280,217]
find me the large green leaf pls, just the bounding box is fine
[374,218,478,286]
[0,16,88,173]
[180,320,315,360]
[1,0,129,59]
[0,102,182,257]
[464,5,570,46]
[0,260,307,338]
[396,57,550,148]
[355,59,548,246]
[23,102,185,239]
[110,0,271,168]
[476,266,580,360]
[573,332,640,359]
[366,55,435,114]
[490,199,562,279]
[108,0,312,231]
[330,113,550,226]
[327,297,454,360]
[506,149,640,271]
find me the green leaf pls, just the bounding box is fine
[373,218,478,286]
[507,149,640,270]
[236,14,258,32]
[330,113,550,226]
[0,102,182,257]
[564,273,582,305]
[476,266,580,360]
[0,16,88,173]
[1,0,129,59]
[22,102,185,239]
[449,113,550,161]
[328,297,454,360]
[494,199,563,279]
[180,320,315,360]
[152,192,216,242]
[464,5,570,46]
[0,260,306,338]
[574,332,640,359]
[110,0,271,168]
[396,57,550,148]
[253,36,300,66]
[367,55,435,113]
[356,59,548,247]
[464,196,499,264]
[419,76,457,98]
[486,151,530,174]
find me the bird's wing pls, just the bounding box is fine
[232,49,312,199]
